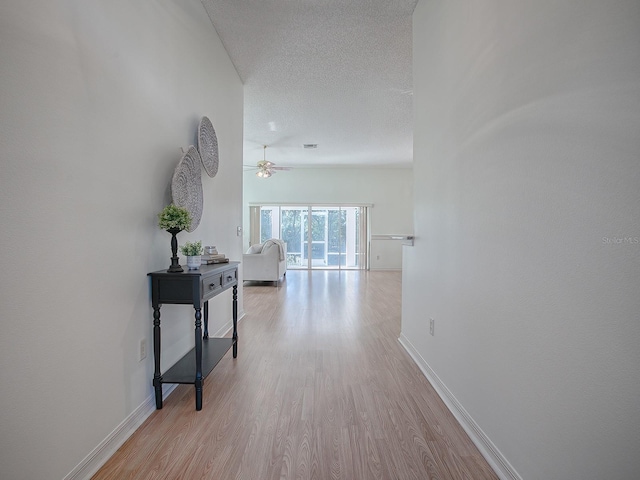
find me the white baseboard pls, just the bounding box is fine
[64,312,246,480]
[216,310,244,337]
[398,333,522,480]
[63,383,178,480]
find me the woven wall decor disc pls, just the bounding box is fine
[171,145,203,232]
[198,116,219,177]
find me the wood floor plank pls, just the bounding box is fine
[92,270,497,480]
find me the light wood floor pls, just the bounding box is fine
[93,270,498,480]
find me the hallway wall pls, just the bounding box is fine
[403,1,640,478]
[0,2,243,478]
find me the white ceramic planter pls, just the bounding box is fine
[186,255,201,270]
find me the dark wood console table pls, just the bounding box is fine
[147,261,239,410]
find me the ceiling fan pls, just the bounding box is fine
[245,145,292,178]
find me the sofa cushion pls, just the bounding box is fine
[246,243,263,254]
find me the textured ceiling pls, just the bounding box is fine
[201,0,417,168]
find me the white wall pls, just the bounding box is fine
[0,2,243,479]
[243,167,413,269]
[403,1,640,479]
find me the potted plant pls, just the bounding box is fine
[158,204,192,231]
[180,241,203,270]
[157,204,192,272]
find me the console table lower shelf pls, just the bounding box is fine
[162,338,234,384]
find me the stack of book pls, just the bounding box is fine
[201,253,229,264]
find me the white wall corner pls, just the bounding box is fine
[398,333,522,480]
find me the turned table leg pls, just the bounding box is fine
[232,285,238,358]
[153,305,163,409]
[194,306,203,411]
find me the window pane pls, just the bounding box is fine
[260,209,272,243]
[311,243,325,259]
[281,207,304,267]
[311,212,325,241]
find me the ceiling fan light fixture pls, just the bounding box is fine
[253,144,290,178]
[256,145,274,178]
[257,160,274,168]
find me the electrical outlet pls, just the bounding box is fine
[237,226,242,236]
[429,318,435,336]
[139,339,147,361]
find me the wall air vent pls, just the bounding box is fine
[303,144,318,149]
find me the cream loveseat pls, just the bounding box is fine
[242,239,287,285]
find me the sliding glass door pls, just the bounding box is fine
[250,204,368,270]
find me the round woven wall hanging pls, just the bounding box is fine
[171,145,203,232]
[197,116,219,177]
